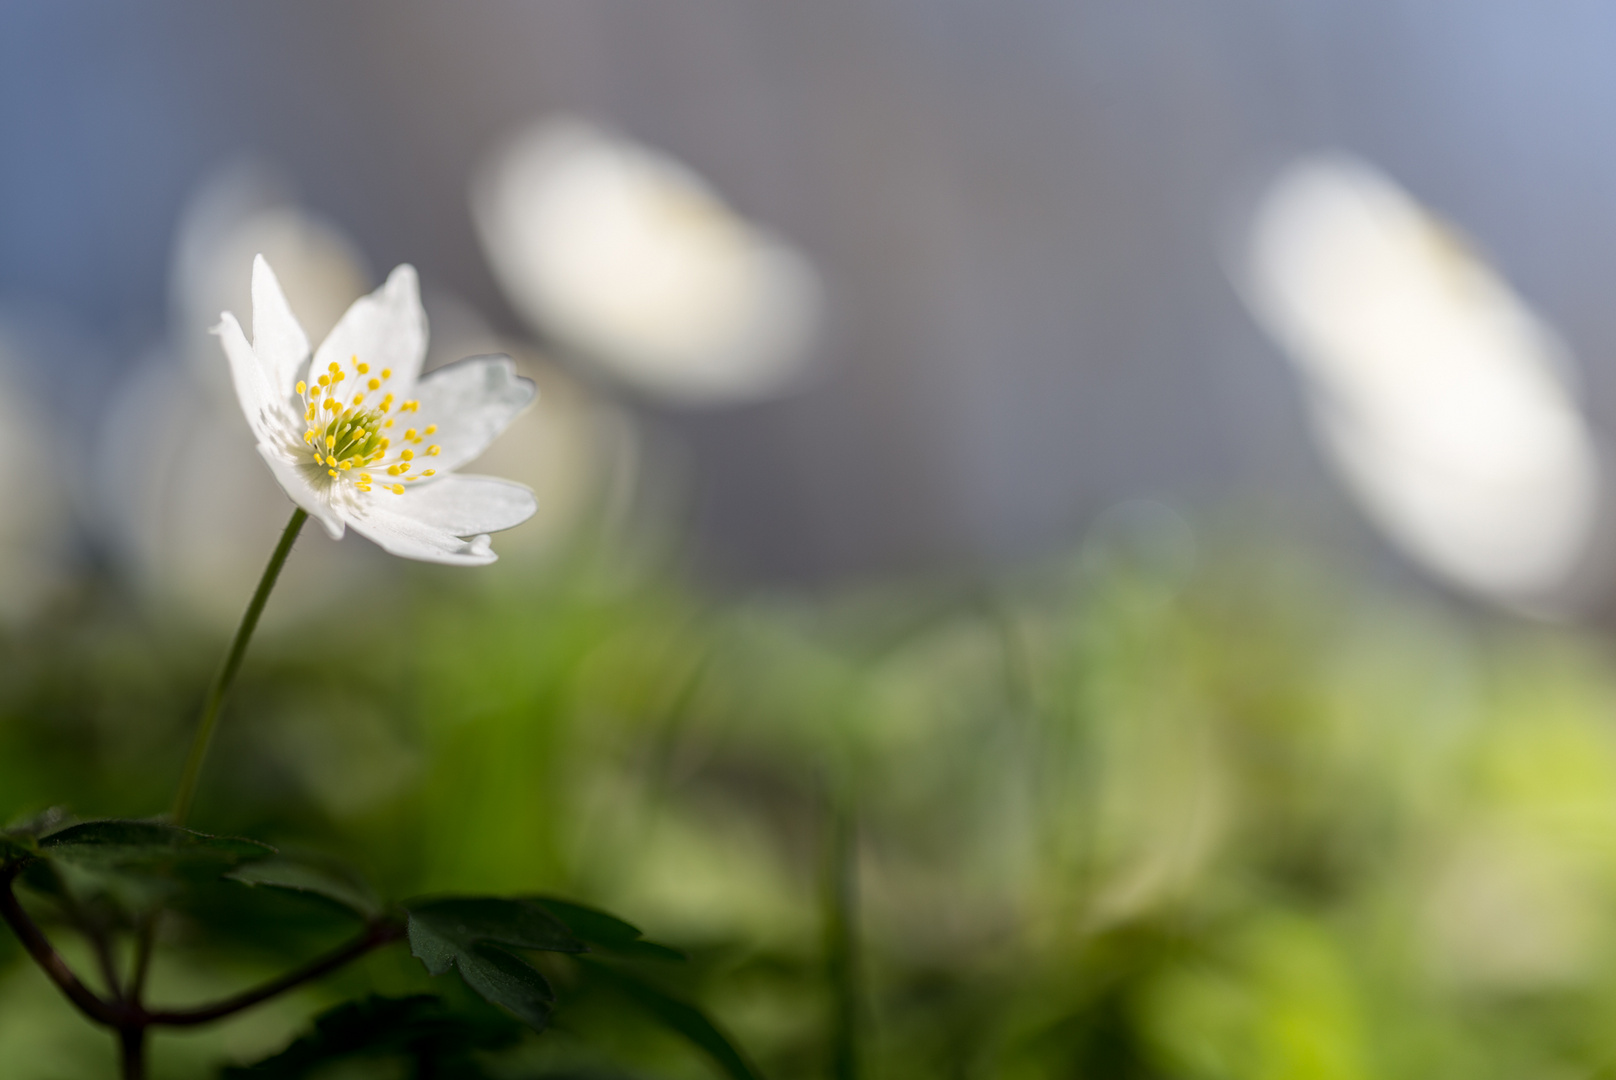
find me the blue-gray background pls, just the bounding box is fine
[4,1,1613,582]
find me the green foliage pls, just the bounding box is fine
[405,897,581,1030]
[224,856,382,919]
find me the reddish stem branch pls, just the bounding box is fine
[0,864,130,1026]
[143,918,406,1026]
[0,863,405,1031]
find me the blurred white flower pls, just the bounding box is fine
[221,256,537,565]
[1244,155,1601,610]
[472,116,823,406]
[0,337,72,623]
[97,165,377,622]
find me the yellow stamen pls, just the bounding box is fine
[352,393,364,405]
[357,362,369,374]
[423,424,437,435]
[328,468,338,477]
[367,378,380,390]
[389,484,404,494]
[303,431,315,444]
[381,368,392,379]
[325,435,336,449]
[426,445,441,456]
[401,449,414,460]
[422,469,435,477]
[296,380,306,394]
[404,428,417,441]
[317,374,329,386]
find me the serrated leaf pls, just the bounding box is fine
[39,820,273,871]
[404,897,583,1031]
[455,944,555,1031]
[585,962,761,1080]
[532,896,685,961]
[225,856,381,918]
[407,897,584,957]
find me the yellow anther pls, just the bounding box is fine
[380,438,391,450]
[296,380,306,395]
[389,484,404,494]
[399,462,411,473]
[306,406,316,421]
[427,445,440,456]
[328,361,340,373]
[422,469,435,477]
[357,483,371,492]
[367,378,380,390]
[304,431,315,444]
[423,424,437,435]
[340,460,353,471]
[317,374,329,386]
[404,428,417,440]
[387,465,402,475]
[315,453,324,465]
[325,435,335,449]
[357,362,369,374]
[334,370,345,382]
[384,419,394,428]
[328,468,338,477]
[359,473,371,483]
[352,393,364,405]
[381,368,392,379]
[401,449,414,461]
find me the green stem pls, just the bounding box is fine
[169,507,307,826]
[824,785,860,1080]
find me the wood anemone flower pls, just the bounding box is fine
[217,255,537,564]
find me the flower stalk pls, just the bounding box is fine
[170,507,307,826]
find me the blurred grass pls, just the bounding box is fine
[8,521,1616,1078]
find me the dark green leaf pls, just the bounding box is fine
[584,961,761,1080]
[455,944,556,1031]
[225,856,380,918]
[534,896,685,962]
[39,820,273,871]
[221,993,522,1077]
[405,897,583,1030]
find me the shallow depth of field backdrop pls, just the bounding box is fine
[11,3,1616,1078]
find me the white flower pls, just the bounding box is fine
[472,116,823,406]
[1243,155,1601,610]
[218,255,538,565]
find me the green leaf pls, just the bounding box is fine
[221,993,521,1077]
[39,820,273,872]
[534,896,685,962]
[405,897,584,1030]
[455,944,556,1031]
[225,855,381,918]
[584,961,761,1080]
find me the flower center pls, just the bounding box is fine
[296,355,442,495]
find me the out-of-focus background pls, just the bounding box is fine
[9,2,1616,1077]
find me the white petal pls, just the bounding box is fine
[313,264,428,394]
[344,499,497,565]
[256,445,344,539]
[217,311,281,446]
[411,355,536,473]
[391,474,536,536]
[251,254,312,398]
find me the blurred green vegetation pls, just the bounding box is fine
[8,516,1616,1079]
